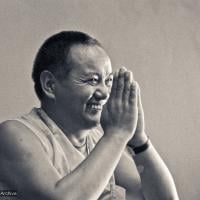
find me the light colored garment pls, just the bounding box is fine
[13,108,126,200]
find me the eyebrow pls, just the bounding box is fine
[83,72,113,77]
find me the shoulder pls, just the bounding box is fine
[0,119,46,161]
[0,119,28,143]
[0,120,61,199]
[0,119,38,142]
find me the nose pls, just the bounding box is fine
[94,83,110,101]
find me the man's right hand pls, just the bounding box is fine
[101,67,139,141]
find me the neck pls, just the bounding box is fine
[41,101,93,143]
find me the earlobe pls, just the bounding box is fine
[40,70,56,99]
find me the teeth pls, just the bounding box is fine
[92,105,101,109]
[88,104,102,110]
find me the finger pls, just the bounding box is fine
[109,71,118,100]
[129,70,133,83]
[129,81,138,106]
[138,85,142,107]
[137,85,144,116]
[122,71,131,104]
[116,67,126,99]
[101,103,109,128]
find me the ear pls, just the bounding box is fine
[40,70,56,99]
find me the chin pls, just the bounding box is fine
[84,115,100,128]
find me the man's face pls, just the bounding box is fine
[54,44,113,128]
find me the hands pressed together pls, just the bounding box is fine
[101,67,179,200]
[101,67,147,146]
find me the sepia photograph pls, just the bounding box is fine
[0,0,199,199]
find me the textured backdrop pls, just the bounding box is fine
[0,0,200,199]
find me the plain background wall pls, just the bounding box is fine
[0,0,200,199]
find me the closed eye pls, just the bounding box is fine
[87,77,99,85]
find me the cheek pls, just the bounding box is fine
[70,87,95,106]
[75,85,95,99]
[56,83,95,106]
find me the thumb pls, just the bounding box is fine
[100,103,109,128]
[138,86,143,116]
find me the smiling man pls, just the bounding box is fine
[0,31,179,200]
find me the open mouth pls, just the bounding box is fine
[86,103,102,111]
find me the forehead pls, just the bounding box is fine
[67,44,112,76]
